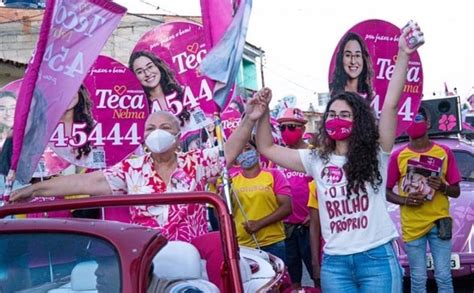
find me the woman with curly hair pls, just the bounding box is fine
[329,32,375,101]
[256,25,424,292]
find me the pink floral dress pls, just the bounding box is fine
[103,148,221,242]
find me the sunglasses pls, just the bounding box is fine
[278,124,302,131]
[414,114,426,122]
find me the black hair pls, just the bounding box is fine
[73,85,95,160]
[314,91,382,196]
[329,32,374,102]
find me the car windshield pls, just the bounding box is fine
[453,150,474,181]
[0,233,121,293]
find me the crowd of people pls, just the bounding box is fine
[2,21,467,293]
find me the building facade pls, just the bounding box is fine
[0,7,264,98]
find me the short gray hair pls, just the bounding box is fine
[147,111,181,130]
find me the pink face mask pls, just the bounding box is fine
[281,128,303,146]
[406,121,427,139]
[325,118,353,141]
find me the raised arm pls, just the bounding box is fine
[9,171,112,202]
[224,93,267,165]
[224,115,255,165]
[379,23,424,152]
[256,88,305,172]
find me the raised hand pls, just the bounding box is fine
[244,87,273,121]
[255,87,272,105]
[399,21,424,55]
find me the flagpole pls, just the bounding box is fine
[213,112,233,214]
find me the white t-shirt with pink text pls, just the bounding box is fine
[299,148,398,255]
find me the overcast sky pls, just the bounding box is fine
[117,0,474,110]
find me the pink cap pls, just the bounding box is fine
[277,108,307,124]
[303,132,313,140]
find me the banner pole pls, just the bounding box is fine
[213,112,233,215]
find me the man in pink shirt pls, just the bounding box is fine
[277,108,318,289]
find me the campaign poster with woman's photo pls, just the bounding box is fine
[68,55,149,169]
[131,21,235,150]
[0,79,72,177]
[0,80,20,151]
[328,19,424,136]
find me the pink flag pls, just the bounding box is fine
[200,0,252,110]
[200,0,238,48]
[11,0,126,184]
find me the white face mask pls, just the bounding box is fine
[145,129,179,154]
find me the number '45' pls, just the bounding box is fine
[43,43,84,78]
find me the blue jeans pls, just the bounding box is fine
[261,240,286,263]
[405,225,453,293]
[284,224,312,284]
[321,241,403,293]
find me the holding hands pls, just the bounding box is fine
[244,87,273,121]
[405,191,425,207]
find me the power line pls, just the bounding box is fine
[138,0,201,22]
[126,12,163,23]
[138,0,160,11]
[134,1,320,94]
[266,57,323,83]
[263,64,317,94]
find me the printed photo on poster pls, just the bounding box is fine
[402,156,443,200]
[132,21,233,143]
[328,19,424,136]
[66,55,150,168]
[129,51,185,116]
[0,91,17,150]
[329,32,375,102]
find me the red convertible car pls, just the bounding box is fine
[0,193,289,292]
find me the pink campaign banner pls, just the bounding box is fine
[131,21,232,135]
[65,55,148,168]
[328,19,423,136]
[12,0,126,184]
[6,59,148,171]
[1,79,72,177]
[200,0,236,48]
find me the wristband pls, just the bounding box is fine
[404,196,408,206]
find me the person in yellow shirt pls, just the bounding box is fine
[231,140,292,261]
[307,180,322,289]
[387,110,461,293]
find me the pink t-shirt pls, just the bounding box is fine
[103,148,221,242]
[281,168,313,224]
